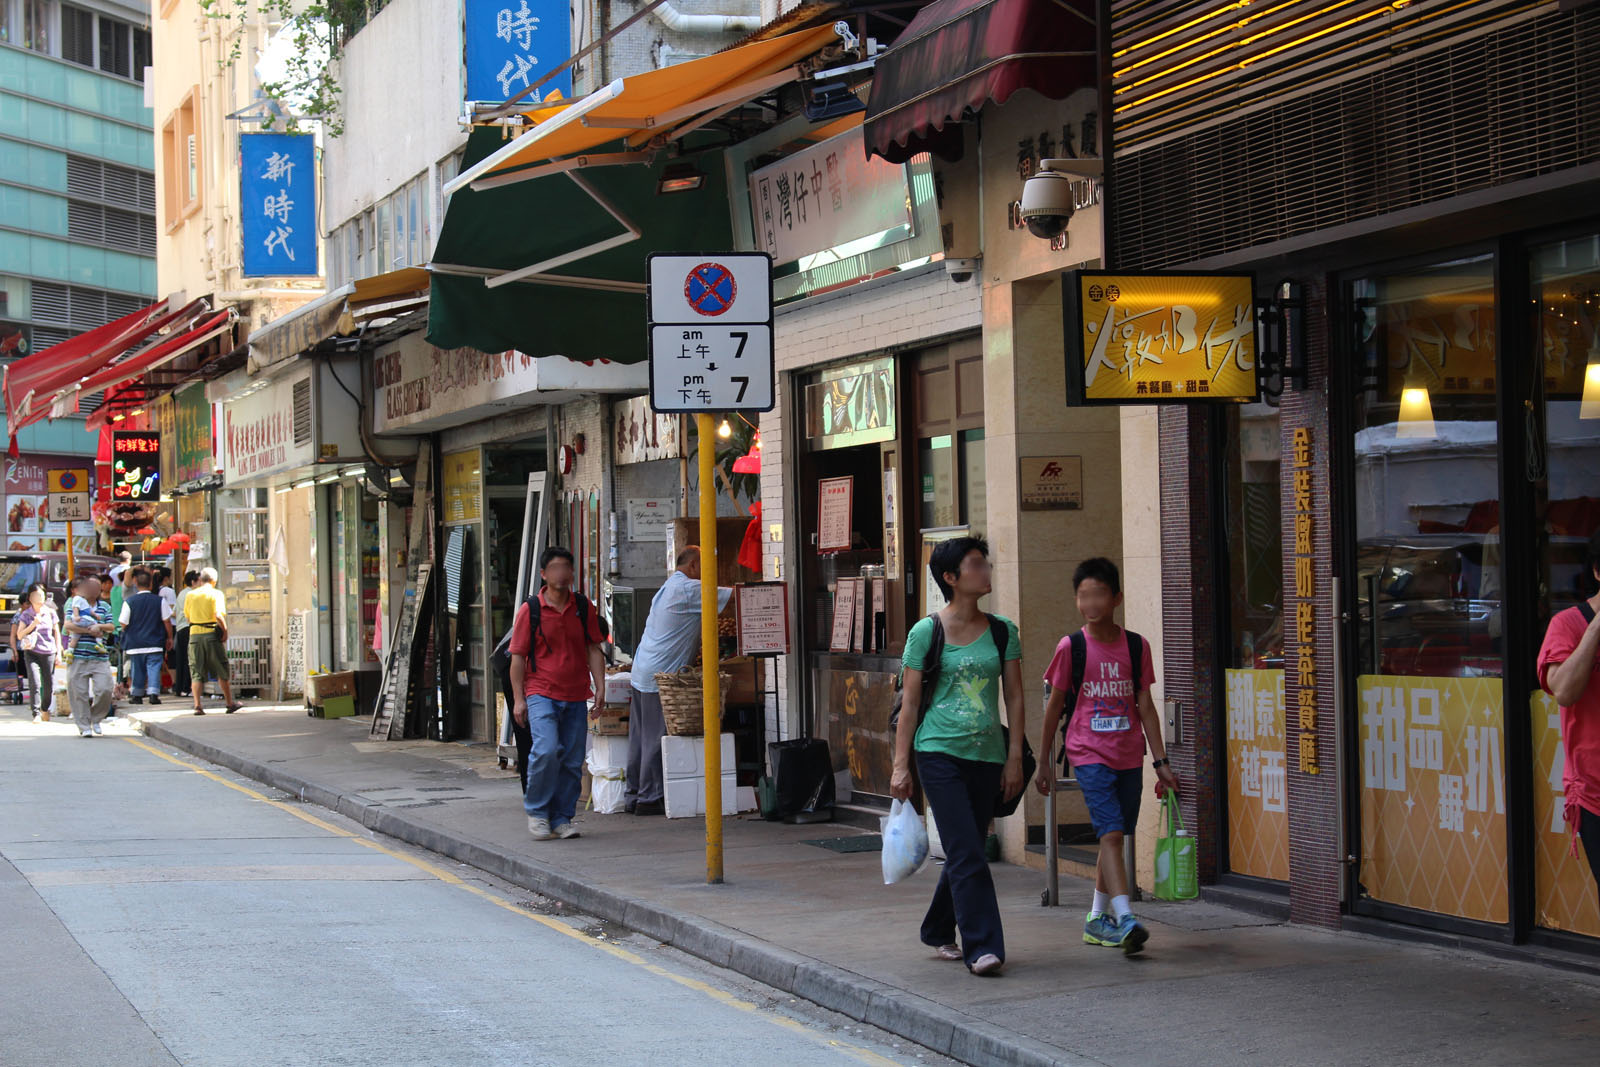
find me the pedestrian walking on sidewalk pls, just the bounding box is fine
[120,568,172,705]
[1036,558,1176,956]
[63,575,115,737]
[186,567,241,715]
[15,584,60,723]
[1538,529,1600,903]
[891,536,1025,977]
[172,570,198,697]
[509,547,605,841]
[624,545,732,816]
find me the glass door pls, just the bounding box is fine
[1348,254,1510,926]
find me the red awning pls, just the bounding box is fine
[3,298,177,423]
[862,0,1097,164]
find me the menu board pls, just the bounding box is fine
[829,578,859,653]
[735,582,790,657]
[852,578,869,652]
[817,476,853,553]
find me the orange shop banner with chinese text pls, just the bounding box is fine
[1224,669,1289,881]
[1358,675,1507,923]
[1069,271,1258,403]
[1532,690,1600,938]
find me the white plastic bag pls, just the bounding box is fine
[881,798,930,885]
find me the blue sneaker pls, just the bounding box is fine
[1114,914,1149,955]
[1083,912,1120,946]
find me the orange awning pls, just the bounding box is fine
[447,24,842,192]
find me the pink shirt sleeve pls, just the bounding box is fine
[1538,609,1583,694]
[1043,637,1073,690]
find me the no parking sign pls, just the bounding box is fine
[647,253,774,414]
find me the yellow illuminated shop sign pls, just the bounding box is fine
[1066,271,1259,404]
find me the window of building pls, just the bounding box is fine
[97,15,128,76]
[22,0,49,52]
[60,2,92,64]
[161,89,201,229]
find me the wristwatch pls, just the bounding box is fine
[1151,757,1171,769]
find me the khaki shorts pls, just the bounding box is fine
[188,631,229,683]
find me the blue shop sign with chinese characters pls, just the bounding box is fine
[464,0,571,104]
[241,133,318,278]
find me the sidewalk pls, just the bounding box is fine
[131,705,1600,1067]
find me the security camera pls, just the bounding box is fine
[1020,158,1103,240]
[943,257,980,283]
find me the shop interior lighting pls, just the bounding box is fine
[1395,387,1436,440]
[716,418,732,438]
[656,161,705,194]
[1581,362,1600,421]
[316,471,341,484]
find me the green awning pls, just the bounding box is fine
[426,127,732,362]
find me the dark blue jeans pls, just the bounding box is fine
[916,750,1004,967]
[522,695,587,827]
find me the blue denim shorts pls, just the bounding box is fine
[1074,763,1144,839]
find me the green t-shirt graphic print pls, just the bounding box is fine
[902,614,1021,764]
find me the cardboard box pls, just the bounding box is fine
[602,672,633,704]
[664,773,738,819]
[661,732,735,780]
[306,671,356,706]
[590,702,629,737]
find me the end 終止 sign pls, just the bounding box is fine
[1065,271,1258,405]
[46,468,92,522]
[647,253,774,414]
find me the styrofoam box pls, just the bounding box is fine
[660,732,735,781]
[735,785,757,813]
[588,734,630,773]
[664,773,738,819]
[602,672,633,704]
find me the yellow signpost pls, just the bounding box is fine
[696,413,724,884]
[1067,271,1259,403]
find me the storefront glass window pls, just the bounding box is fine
[959,429,986,529]
[1350,255,1508,924]
[918,434,955,529]
[1529,234,1600,938]
[1222,402,1288,881]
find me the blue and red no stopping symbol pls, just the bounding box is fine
[685,262,737,316]
[57,471,79,490]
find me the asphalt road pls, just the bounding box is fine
[0,710,951,1067]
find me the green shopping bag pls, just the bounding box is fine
[1153,791,1198,901]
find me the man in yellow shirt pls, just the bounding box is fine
[186,567,241,715]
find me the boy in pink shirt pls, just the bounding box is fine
[1537,530,1600,899]
[1036,557,1177,954]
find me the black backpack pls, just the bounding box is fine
[1052,628,1145,765]
[490,590,605,712]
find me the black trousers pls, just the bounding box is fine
[173,628,191,695]
[916,750,1004,967]
[1580,807,1600,901]
[22,650,55,713]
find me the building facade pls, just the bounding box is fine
[1109,0,1600,950]
[1,0,156,551]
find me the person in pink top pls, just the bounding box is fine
[1035,557,1177,955]
[1537,530,1600,899]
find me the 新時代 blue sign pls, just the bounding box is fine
[464,0,571,105]
[240,133,318,278]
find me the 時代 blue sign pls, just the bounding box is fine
[464,0,571,104]
[240,133,318,278]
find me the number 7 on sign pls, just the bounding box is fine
[731,376,749,402]
[731,331,748,358]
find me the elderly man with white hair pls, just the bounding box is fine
[184,567,241,715]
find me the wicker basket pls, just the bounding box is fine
[656,666,730,736]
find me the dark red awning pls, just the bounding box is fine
[863,0,1097,164]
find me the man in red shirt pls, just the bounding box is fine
[1538,530,1600,900]
[510,547,605,841]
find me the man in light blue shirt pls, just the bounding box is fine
[626,546,732,815]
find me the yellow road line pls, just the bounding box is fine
[124,737,900,1067]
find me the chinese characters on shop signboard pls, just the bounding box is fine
[464,0,571,103]
[1071,273,1258,403]
[748,128,913,266]
[240,133,317,278]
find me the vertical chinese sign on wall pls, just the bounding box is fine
[464,0,571,104]
[241,133,318,278]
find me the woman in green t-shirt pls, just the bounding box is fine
[890,536,1024,976]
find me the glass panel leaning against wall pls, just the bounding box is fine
[1530,234,1600,939]
[1351,255,1508,924]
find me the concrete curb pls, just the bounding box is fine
[133,716,1092,1067]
